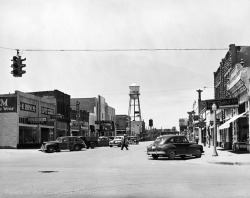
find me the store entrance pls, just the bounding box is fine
[41,128,50,143]
[18,126,39,149]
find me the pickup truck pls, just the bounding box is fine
[79,136,98,149]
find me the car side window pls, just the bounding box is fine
[174,137,182,143]
[168,138,174,143]
[182,137,189,143]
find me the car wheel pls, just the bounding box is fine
[195,149,202,158]
[90,142,95,149]
[168,150,176,160]
[47,146,54,153]
[74,145,81,151]
[152,154,158,160]
[110,145,113,147]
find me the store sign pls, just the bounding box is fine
[20,102,36,113]
[41,106,54,115]
[0,97,17,113]
[95,120,113,124]
[28,117,47,124]
[205,98,238,110]
[50,114,64,119]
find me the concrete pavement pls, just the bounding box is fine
[200,144,250,166]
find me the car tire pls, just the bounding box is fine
[168,150,176,160]
[90,142,95,149]
[195,149,202,158]
[74,145,81,151]
[152,154,158,160]
[110,145,113,147]
[47,146,54,153]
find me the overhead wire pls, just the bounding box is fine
[0,46,228,52]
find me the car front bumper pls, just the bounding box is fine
[147,151,166,155]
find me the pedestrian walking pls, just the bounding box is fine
[195,135,199,144]
[121,134,129,150]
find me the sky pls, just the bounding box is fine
[1,0,250,129]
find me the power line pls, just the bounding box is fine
[0,46,228,52]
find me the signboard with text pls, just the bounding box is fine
[0,97,17,113]
[205,98,238,110]
[28,117,47,124]
[20,102,36,113]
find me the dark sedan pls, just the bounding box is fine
[147,135,204,160]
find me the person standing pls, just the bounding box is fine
[121,134,129,150]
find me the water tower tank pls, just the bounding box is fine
[129,83,140,99]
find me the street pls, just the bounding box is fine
[1,142,250,198]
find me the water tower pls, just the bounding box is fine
[128,83,142,121]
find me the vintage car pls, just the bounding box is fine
[41,136,86,153]
[147,135,204,160]
[79,136,98,149]
[109,136,124,147]
[98,136,110,147]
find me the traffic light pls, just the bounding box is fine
[11,56,19,77]
[11,56,26,77]
[19,56,26,76]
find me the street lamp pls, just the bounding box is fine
[212,103,218,156]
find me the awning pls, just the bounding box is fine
[219,111,247,130]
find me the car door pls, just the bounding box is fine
[59,137,68,150]
[180,136,192,155]
[173,137,185,154]
[68,138,75,150]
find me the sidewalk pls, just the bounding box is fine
[201,145,250,165]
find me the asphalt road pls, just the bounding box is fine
[1,142,250,198]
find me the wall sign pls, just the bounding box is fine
[28,117,47,124]
[0,97,17,113]
[41,106,54,115]
[205,98,238,110]
[20,102,36,113]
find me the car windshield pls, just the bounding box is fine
[56,137,61,141]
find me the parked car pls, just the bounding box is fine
[109,136,124,147]
[41,136,86,153]
[139,137,148,142]
[98,136,110,147]
[128,136,139,145]
[147,135,204,160]
[79,136,98,149]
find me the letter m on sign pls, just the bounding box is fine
[0,99,8,106]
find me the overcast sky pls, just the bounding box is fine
[1,0,250,129]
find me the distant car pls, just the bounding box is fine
[139,137,148,142]
[128,136,139,145]
[147,135,204,160]
[41,136,86,153]
[98,136,110,147]
[109,136,124,147]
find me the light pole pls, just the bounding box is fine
[212,103,218,156]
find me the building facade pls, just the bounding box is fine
[0,91,56,148]
[71,95,115,137]
[28,89,71,138]
[214,44,250,151]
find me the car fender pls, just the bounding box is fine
[163,144,176,155]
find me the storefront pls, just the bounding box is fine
[0,91,56,149]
